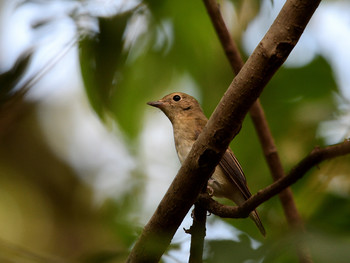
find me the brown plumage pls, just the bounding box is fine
[147,92,266,236]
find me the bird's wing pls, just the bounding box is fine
[219,149,252,200]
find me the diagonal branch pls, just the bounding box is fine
[202,0,303,226]
[202,1,312,262]
[198,140,350,218]
[203,0,244,72]
[127,0,321,262]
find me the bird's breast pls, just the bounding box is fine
[172,117,205,164]
[175,138,193,164]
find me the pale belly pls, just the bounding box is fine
[176,140,193,164]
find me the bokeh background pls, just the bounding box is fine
[1,0,350,262]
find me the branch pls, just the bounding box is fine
[202,2,316,262]
[202,0,244,73]
[127,0,321,262]
[202,2,312,262]
[187,203,207,263]
[203,0,304,226]
[250,104,314,263]
[198,140,350,218]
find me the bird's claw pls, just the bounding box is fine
[206,185,214,196]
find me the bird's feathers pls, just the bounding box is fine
[219,149,249,199]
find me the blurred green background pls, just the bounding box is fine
[1,0,350,262]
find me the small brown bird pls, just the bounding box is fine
[147,92,265,236]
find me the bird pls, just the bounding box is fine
[147,92,266,236]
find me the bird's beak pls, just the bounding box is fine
[147,100,164,108]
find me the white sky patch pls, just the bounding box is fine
[243,0,318,67]
[0,1,80,70]
[309,2,350,100]
[0,1,35,70]
[310,2,350,144]
[244,0,350,93]
[84,0,141,17]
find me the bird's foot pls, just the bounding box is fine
[206,185,214,197]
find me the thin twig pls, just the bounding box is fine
[188,203,207,263]
[198,140,350,218]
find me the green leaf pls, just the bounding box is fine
[206,234,265,263]
[79,13,131,119]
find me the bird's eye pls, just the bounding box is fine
[173,95,181,101]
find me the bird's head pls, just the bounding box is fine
[147,92,203,123]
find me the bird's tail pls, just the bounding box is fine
[249,210,266,237]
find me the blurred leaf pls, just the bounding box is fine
[205,234,265,263]
[261,56,336,143]
[0,107,130,262]
[263,229,350,263]
[229,0,262,35]
[79,12,131,119]
[82,250,126,263]
[306,230,350,263]
[109,0,233,137]
[309,193,350,234]
[262,232,305,263]
[0,52,32,104]
[0,238,67,263]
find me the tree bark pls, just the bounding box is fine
[127,0,321,262]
